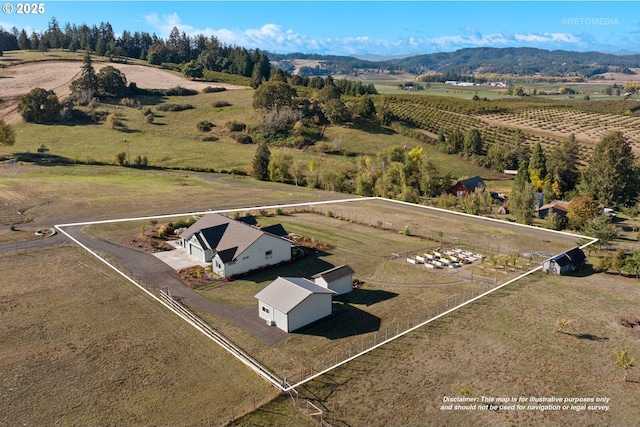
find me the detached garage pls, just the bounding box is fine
[255,277,335,333]
[312,264,355,295]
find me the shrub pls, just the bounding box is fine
[142,107,153,116]
[133,155,148,167]
[203,86,227,93]
[233,134,253,144]
[105,112,121,129]
[275,208,283,215]
[120,98,138,107]
[156,103,194,112]
[10,224,15,231]
[164,86,198,96]
[115,151,127,165]
[226,121,246,132]
[402,226,411,236]
[326,210,334,218]
[212,101,232,107]
[145,114,154,124]
[202,136,220,142]
[197,121,215,132]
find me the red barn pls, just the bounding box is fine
[445,176,486,197]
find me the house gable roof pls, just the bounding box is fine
[550,253,572,268]
[538,200,570,213]
[566,247,586,265]
[311,264,355,282]
[261,224,288,238]
[182,213,289,263]
[255,277,335,314]
[458,176,485,192]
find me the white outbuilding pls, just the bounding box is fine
[255,277,335,333]
[312,264,355,295]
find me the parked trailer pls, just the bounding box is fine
[407,257,417,264]
[416,255,425,263]
[425,262,436,269]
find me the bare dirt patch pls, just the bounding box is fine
[0,60,245,124]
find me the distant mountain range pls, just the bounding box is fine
[269,47,640,77]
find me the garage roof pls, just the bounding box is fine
[255,277,334,314]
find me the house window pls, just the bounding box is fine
[262,306,270,314]
[215,261,221,268]
[228,260,236,266]
[265,250,273,259]
[243,256,249,260]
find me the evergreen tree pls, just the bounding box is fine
[509,162,534,224]
[463,128,483,157]
[446,129,464,154]
[528,142,547,178]
[548,133,580,196]
[579,131,637,207]
[70,52,98,102]
[18,29,30,50]
[252,142,271,181]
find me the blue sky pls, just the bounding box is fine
[2,2,639,56]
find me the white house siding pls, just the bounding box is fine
[186,235,212,262]
[215,234,290,278]
[315,276,352,295]
[287,294,333,332]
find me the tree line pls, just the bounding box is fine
[0,18,272,84]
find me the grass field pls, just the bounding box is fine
[84,198,581,388]
[0,163,339,227]
[263,270,640,426]
[0,246,296,427]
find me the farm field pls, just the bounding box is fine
[252,271,640,426]
[84,198,583,387]
[0,246,291,427]
[482,107,640,150]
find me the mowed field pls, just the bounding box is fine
[0,246,306,427]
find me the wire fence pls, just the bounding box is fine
[283,283,500,386]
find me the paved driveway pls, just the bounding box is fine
[62,225,288,346]
[154,241,208,270]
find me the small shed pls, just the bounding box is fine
[543,247,586,275]
[312,265,355,295]
[255,277,335,332]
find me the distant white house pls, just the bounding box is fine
[255,277,335,332]
[180,213,291,278]
[312,264,355,295]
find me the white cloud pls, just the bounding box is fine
[143,13,588,55]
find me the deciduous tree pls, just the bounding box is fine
[18,88,61,123]
[567,195,599,230]
[253,81,296,111]
[614,347,636,382]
